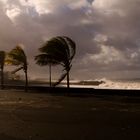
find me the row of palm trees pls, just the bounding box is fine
[0,36,76,91]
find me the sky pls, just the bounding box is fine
[0,0,140,80]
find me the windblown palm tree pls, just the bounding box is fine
[35,52,60,87]
[35,36,76,88]
[0,51,6,89]
[7,45,28,92]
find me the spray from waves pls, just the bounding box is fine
[98,78,140,89]
[63,78,140,89]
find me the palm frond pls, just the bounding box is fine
[35,54,61,66]
[63,36,76,60]
[8,46,27,65]
[55,36,70,57]
[53,72,67,87]
[11,66,23,74]
[39,37,68,60]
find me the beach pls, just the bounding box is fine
[0,90,140,140]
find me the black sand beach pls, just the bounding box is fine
[0,90,140,140]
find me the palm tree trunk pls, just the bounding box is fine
[49,64,52,87]
[25,70,28,92]
[1,68,4,89]
[67,71,70,88]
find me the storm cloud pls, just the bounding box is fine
[0,0,140,80]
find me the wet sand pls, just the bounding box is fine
[0,90,140,140]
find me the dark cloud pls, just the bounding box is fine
[0,0,140,80]
[87,0,94,5]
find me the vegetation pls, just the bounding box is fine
[35,49,59,87]
[0,51,6,89]
[0,36,76,91]
[35,36,76,88]
[6,45,28,92]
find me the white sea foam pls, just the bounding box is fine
[98,79,140,89]
[69,78,140,89]
[38,78,140,89]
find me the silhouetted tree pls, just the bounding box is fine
[0,51,6,89]
[35,51,59,87]
[7,45,28,92]
[35,36,76,88]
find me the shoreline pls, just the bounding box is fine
[1,85,140,97]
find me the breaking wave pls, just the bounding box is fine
[69,78,140,89]
[98,78,140,89]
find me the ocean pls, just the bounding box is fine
[95,79,140,89]
[67,79,140,89]
[30,78,140,89]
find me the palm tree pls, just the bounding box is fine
[35,36,76,88]
[35,53,60,87]
[7,45,28,92]
[0,51,6,89]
